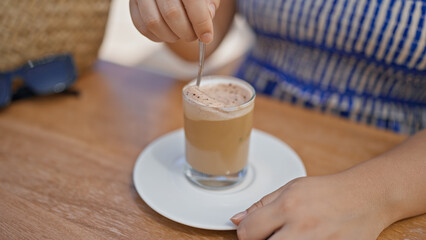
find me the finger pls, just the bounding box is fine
[247,186,287,214]
[129,0,162,42]
[137,0,179,42]
[181,0,214,43]
[206,0,220,18]
[237,204,286,240]
[267,225,292,240]
[157,0,197,41]
[231,186,286,226]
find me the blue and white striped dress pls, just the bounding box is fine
[235,0,426,134]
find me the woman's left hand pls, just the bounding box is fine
[231,175,392,240]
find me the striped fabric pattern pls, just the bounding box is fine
[236,0,426,134]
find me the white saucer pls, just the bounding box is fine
[133,129,306,230]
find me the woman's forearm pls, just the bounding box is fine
[340,129,426,224]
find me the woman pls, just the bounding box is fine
[129,0,426,239]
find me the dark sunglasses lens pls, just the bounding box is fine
[0,75,12,108]
[23,55,77,95]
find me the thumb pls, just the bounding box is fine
[230,186,286,225]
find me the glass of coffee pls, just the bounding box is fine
[182,76,255,189]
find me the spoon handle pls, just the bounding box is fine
[196,41,206,87]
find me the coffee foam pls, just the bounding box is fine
[183,77,255,121]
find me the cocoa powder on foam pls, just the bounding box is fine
[183,80,254,121]
[183,83,251,108]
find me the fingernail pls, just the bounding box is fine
[230,211,247,222]
[200,33,213,43]
[208,3,216,18]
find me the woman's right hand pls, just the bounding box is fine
[129,0,220,44]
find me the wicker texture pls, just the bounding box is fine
[0,0,111,74]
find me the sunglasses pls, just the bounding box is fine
[0,54,78,108]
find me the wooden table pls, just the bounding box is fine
[0,61,424,239]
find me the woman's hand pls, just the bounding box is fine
[129,0,220,43]
[231,175,392,240]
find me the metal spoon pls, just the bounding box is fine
[196,40,206,87]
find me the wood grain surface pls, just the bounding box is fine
[0,61,424,239]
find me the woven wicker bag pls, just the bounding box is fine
[0,0,111,75]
